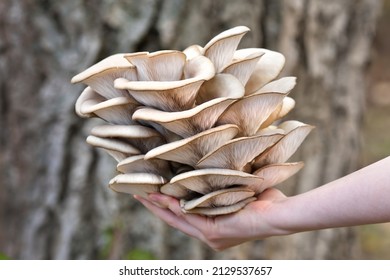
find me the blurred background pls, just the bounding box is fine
[0,0,388,260]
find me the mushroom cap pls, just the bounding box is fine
[114,77,205,111]
[117,155,172,179]
[124,50,186,81]
[182,197,256,216]
[132,97,236,138]
[75,86,138,124]
[260,96,296,129]
[245,49,286,95]
[222,48,264,86]
[145,124,239,167]
[86,135,140,162]
[71,53,136,84]
[109,173,167,198]
[197,133,283,170]
[183,44,203,60]
[71,53,138,99]
[90,124,165,153]
[182,55,215,81]
[196,73,245,104]
[167,168,263,194]
[181,186,255,210]
[203,26,250,72]
[255,76,297,95]
[75,87,106,118]
[160,182,196,200]
[253,121,314,169]
[217,92,286,136]
[90,124,161,139]
[250,162,304,193]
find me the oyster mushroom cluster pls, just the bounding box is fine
[72,26,313,216]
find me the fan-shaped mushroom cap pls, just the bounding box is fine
[253,121,314,169]
[145,124,239,167]
[217,92,285,136]
[75,87,139,124]
[256,76,297,94]
[203,26,250,72]
[183,55,215,81]
[183,44,203,60]
[197,133,283,170]
[86,135,140,162]
[109,173,166,198]
[125,50,186,81]
[182,197,256,216]
[75,87,105,118]
[160,182,196,200]
[245,49,286,95]
[90,124,165,153]
[167,168,263,194]
[71,53,138,99]
[114,77,205,111]
[117,155,172,178]
[196,73,245,104]
[181,186,255,211]
[250,162,304,193]
[132,97,236,138]
[222,49,264,86]
[260,96,296,129]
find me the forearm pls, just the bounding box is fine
[269,156,390,236]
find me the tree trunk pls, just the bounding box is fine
[0,0,381,259]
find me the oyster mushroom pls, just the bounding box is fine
[222,48,264,86]
[145,124,239,167]
[181,187,255,210]
[86,135,140,162]
[182,197,256,216]
[124,50,186,81]
[250,162,305,194]
[90,124,165,154]
[117,155,173,179]
[196,73,245,104]
[71,53,138,99]
[71,25,313,217]
[202,26,250,72]
[114,51,215,111]
[132,97,236,138]
[165,168,263,195]
[253,121,314,169]
[217,92,286,136]
[197,133,283,170]
[109,173,167,198]
[75,86,139,125]
[245,49,286,95]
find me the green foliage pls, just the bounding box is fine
[125,248,155,260]
[0,252,10,260]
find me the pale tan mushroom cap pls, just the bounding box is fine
[203,26,250,72]
[109,173,167,198]
[132,97,236,138]
[145,124,239,167]
[181,187,255,210]
[182,197,256,216]
[167,168,263,194]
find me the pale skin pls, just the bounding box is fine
[134,156,390,251]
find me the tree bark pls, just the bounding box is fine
[0,0,381,259]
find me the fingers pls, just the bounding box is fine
[133,194,206,241]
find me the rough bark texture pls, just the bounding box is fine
[0,0,381,259]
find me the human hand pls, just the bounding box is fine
[134,188,288,251]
